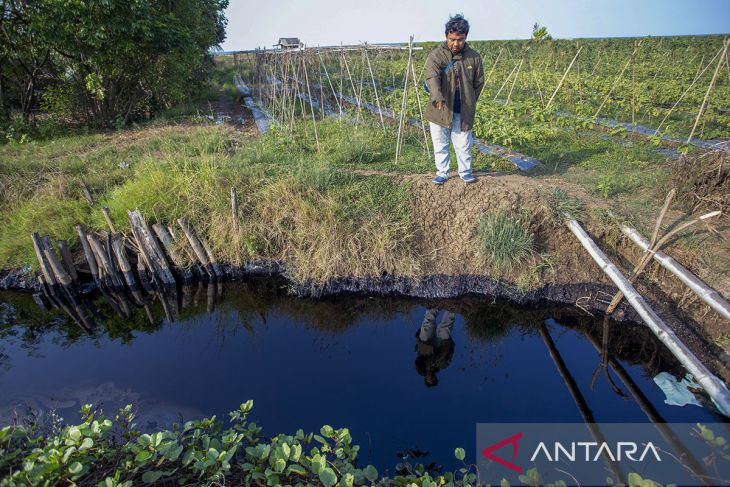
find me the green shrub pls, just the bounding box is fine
[0,402,478,486]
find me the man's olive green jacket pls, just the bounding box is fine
[424,42,485,131]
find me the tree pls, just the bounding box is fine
[1,0,229,127]
[532,23,552,43]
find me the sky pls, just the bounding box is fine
[220,0,730,51]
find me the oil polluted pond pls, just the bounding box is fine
[0,281,726,473]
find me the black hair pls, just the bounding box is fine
[445,14,469,36]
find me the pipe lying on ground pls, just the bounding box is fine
[565,216,730,417]
[621,225,730,322]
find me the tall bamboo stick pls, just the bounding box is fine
[302,56,320,152]
[594,43,640,119]
[687,38,729,143]
[546,46,583,110]
[395,35,414,164]
[365,47,385,130]
[566,216,730,417]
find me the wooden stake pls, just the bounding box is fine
[486,47,503,85]
[80,180,94,205]
[57,239,78,282]
[128,210,176,287]
[342,51,362,124]
[546,46,583,110]
[409,59,431,160]
[101,207,116,233]
[395,35,414,164]
[365,47,386,130]
[506,58,524,104]
[230,187,239,232]
[178,218,214,278]
[301,56,321,152]
[76,224,100,285]
[493,61,519,101]
[110,234,136,288]
[606,209,721,314]
[318,49,342,116]
[594,43,640,119]
[687,38,729,143]
[87,233,125,288]
[655,47,723,136]
[31,232,57,286]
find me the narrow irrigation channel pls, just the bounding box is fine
[0,281,726,476]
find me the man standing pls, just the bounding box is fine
[424,14,484,185]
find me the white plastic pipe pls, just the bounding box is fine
[566,217,730,417]
[622,225,730,322]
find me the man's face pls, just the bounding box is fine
[446,32,467,54]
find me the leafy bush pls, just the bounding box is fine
[0,402,482,486]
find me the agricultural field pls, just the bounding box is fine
[2,10,730,483]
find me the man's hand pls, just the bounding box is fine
[435,100,445,110]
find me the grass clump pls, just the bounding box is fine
[0,196,91,269]
[544,187,585,223]
[476,210,534,272]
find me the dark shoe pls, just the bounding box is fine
[432,175,448,185]
[461,174,477,183]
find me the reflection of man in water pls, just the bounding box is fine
[415,309,455,387]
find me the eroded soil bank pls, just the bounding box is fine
[2,164,729,381]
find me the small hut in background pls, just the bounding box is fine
[275,38,304,50]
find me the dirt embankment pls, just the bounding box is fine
[394,171,730,376]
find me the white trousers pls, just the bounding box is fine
[419,308,455,342]
[429,112,473,178]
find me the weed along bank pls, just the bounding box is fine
[2,3,730,486]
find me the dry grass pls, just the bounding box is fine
[1,120,423,284]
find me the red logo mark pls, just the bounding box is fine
[481,432,523,474]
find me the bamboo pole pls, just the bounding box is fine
[201,238,223,278]
[76,224,100,285]
[364,47,385,130]
[565,216,730,417]
[87,233,125,288]
[318,49,342,116]
[43,248,73,288]
[55,241,76,283]
[506,58,524,104]
[128,210,176,287]
[582,329,714,486]
[538,322,626,484]
[687,38,729,143]
[177,218,214,279]
[654,47,722,136]
[31,232,57,287]
[301,56,321,152]
[485,47,503,86]
[317,53,325,119]
[110,234,137,289]
[493,61,519,101]
[607,209,721,314]
[594,43,641,119]
[230,187,239,232]
[395,35,414,164]
[101,207,116,233]
[80,180,94,205]
[341,50,363,124]
[410,59,431,160]
[546,46,583,110]
[356,50,367,125]
[622,226,730,321]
